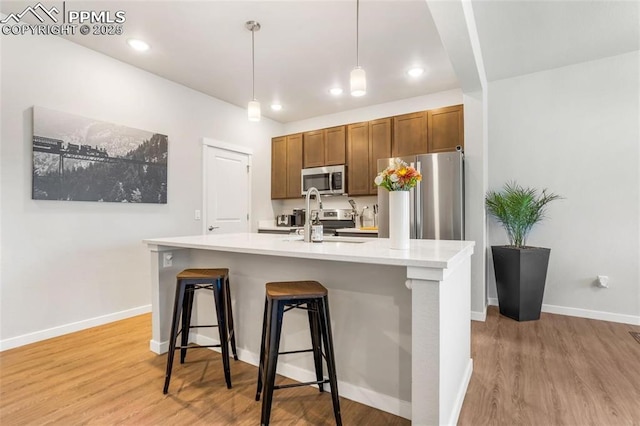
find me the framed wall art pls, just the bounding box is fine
[32,106,168,203]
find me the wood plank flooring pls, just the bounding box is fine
[2,308,639,425]
[458,306,640,426]
[0,314,407,425]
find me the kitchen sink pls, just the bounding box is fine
[281,236,367,244]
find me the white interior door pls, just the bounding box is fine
[204,143,251,234]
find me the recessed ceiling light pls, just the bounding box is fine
[407,67,424,77]
[329,87,344,96]
[127,39,150,52]
[270,104,282,111]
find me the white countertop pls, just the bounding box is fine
[144,233,474,269]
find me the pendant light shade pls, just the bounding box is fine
[246,20,261,122]
[248,100,261,122]
[350,0,366,97]
[350,67,366,97]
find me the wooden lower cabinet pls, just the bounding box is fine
[347,118,392,196]
[427,105,464,153]
[271,134,303,199]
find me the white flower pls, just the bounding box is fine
[374,175,383,185]
[390,173,399,182]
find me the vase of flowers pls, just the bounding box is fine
[374,158,422,250]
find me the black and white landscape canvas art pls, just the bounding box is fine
[32,107,168,203]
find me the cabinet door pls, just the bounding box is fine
[427,105,464,153]
[286,134,303,198]
[369,118,392,194]
[325,126,346,166]
[271,136,287,199]
[303,130,325,168]
[392,111,427,157]
[346,122,370,195]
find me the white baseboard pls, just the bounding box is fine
[487,298,640,325]
[191,333,412,420]
[0,305,151,352]
[447,359,473,426]
[470,306,487,322]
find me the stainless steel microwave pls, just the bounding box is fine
[301,165,346,196]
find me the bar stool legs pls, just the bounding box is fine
[255,281,342,426]
[163,269,237,394]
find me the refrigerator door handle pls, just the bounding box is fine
[415,161,422,239]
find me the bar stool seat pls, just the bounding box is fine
[163,268,238,394]
[256,280,342,426]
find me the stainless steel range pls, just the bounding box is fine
[310,209,355,235]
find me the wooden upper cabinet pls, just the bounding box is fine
[324,126,346,166]
[303,130,325,168]
[286,134,303,198]
[427,105,464,153]
[346,122,370,196]
[271,136,287,199]
[304,126,346,168]
[274,106,463,199]
[368,118,392,194]
[392,111,428,157]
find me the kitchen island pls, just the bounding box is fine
[144,233,474,425]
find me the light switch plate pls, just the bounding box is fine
[163,252,173,268]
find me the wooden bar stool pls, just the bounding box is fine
[163,268,238,394]
[255,280,342,426]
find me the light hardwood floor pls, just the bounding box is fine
[1,308,639,425]
[0,314,407,425]
[458,306,640,426]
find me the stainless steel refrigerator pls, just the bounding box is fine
[377,151,464,240]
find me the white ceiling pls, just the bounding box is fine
[472,0,639,82]
[2,1,638,123]
[1,0,459,123]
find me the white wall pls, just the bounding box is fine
[488,51,640,323]
[0,34,283,349]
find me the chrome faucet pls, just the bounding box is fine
[304,187,323,242]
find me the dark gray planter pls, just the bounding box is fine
[491,246,551,321]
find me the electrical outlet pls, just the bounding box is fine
[195,209,201,220]
[163,252,173,268]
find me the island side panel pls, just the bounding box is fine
[439,256,472,425]
[148,245,190,354]
[408,255,472,425]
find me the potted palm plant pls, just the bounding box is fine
[486,182,562,321]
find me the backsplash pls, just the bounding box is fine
[274,195,378,215]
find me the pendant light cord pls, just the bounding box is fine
[356,0,360,67]
[251,28,256,101]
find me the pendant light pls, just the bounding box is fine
[350,0,366,97]
[246,20,261,121]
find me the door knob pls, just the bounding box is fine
[208,226,219,231]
